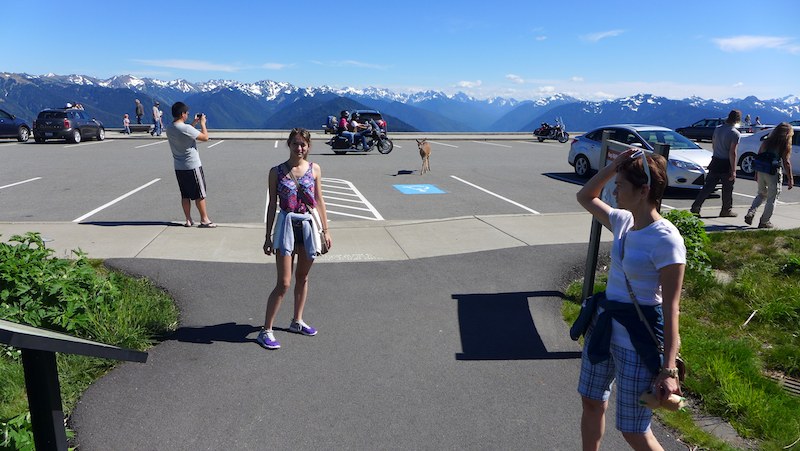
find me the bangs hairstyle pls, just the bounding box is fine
[617,152,667,203]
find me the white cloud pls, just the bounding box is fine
[261,63,290,70]
[534,35,547,41]
[733,81,744,88]
[134,59,239,72]
[570,76,584,82]
[537,86,556,93]
[457,80,482,88]
[506,74,525,84]
[713,35,799,53]
[581,30,624,43]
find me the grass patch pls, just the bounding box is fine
[563,226,800,450]
[1,232,178,450]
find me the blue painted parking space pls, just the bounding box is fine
[393,184,446,195]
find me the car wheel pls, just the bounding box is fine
[70,129,81,144]
[96,127,105,141]
[739,153,756,176]
[17,126,30,142]
[574,155,591,178]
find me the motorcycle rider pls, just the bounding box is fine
[337,110,356,146]
[350,113,370,150]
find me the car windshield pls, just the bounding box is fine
[636,129,701,150]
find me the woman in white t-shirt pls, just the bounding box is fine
[576,149,686,450]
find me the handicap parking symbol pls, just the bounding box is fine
[393,184,446,195]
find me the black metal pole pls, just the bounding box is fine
[21,349,68,451]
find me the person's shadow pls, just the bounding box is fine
[453,290,581,361]
[160,322,260,344]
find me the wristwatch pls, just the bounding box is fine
[661,367,680,378]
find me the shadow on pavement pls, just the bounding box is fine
[453,290,581,361]
[81,221,182,227]
[162,322,260,344]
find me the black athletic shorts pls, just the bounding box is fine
[175,167,207,200]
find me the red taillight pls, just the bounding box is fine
[63,118,70,128]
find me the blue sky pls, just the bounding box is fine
[4,0,798,101]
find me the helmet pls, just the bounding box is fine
[341,110,349,117]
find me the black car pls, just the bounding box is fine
[33,107,105,143]
[0,108,31,142]
[675,118,726,142]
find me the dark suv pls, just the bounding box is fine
[33,107,105,143]
[0,108,31,142]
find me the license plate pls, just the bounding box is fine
[45,133,54,137]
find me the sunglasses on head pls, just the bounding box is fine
[629,149,651,188]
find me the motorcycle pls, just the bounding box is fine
[328,125,394,155]
[533,117,569,143]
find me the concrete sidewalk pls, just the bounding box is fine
[2,204,799,263]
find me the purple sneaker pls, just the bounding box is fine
[289,319,317,336]
[256,329,280,349]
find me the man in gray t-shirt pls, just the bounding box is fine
[166,101,215,228]
[691,109,741,217]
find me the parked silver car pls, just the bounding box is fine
[737,126,800,177]
[568,124,713,189]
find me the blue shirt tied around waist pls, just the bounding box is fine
[273,210,318,260]
[587,294,664,375]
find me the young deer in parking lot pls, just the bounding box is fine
[417,139,431,175]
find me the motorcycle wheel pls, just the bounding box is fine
[537,137,545,142]
[377,138,394,154]
[558,133,569,144]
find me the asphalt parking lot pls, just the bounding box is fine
[2,135,796,226]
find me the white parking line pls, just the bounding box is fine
[64,140,114,149]
[274,140,279,148]
[263,178,383,222]
[135,141,167,149]
[72,178,161,223]
[450,175,540,214]
[429,141,458,148]
[0,142,22,147]
[734,190,786,204]
[471,141,512,148]
[0,177,42,190]
[515,140,562,147]
[207,140,224,148]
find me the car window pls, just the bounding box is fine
[793,134,800,146]
[644,130,701,150]
[692,120,704,127]
[0,110,11,120]
[584,130,602,141]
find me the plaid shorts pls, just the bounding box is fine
[578,337,657,433]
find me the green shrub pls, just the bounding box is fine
[663,209,712,277]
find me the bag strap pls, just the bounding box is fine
[620,232,664,353]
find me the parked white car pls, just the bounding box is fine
[568,124,713,189]
[737,126,800,176]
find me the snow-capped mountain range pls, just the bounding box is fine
[1,72,798,132]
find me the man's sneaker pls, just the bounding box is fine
[719,210,738,218]
[744,213,754,225]
[256,329,280,349]
[758,222,774,229]
[689,208,700,217]
[289,319,317,336]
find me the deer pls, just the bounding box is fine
[416,139,431,175]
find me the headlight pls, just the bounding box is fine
[669,159,702,171]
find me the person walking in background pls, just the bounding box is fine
[691,109,742,217]
[135,99,144,124]
[259,128,332,350]
[576,148,686,450]
[165,101,215,228]
[151,101,162,136]
[123,114,131,134]
[745,122,794,229]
